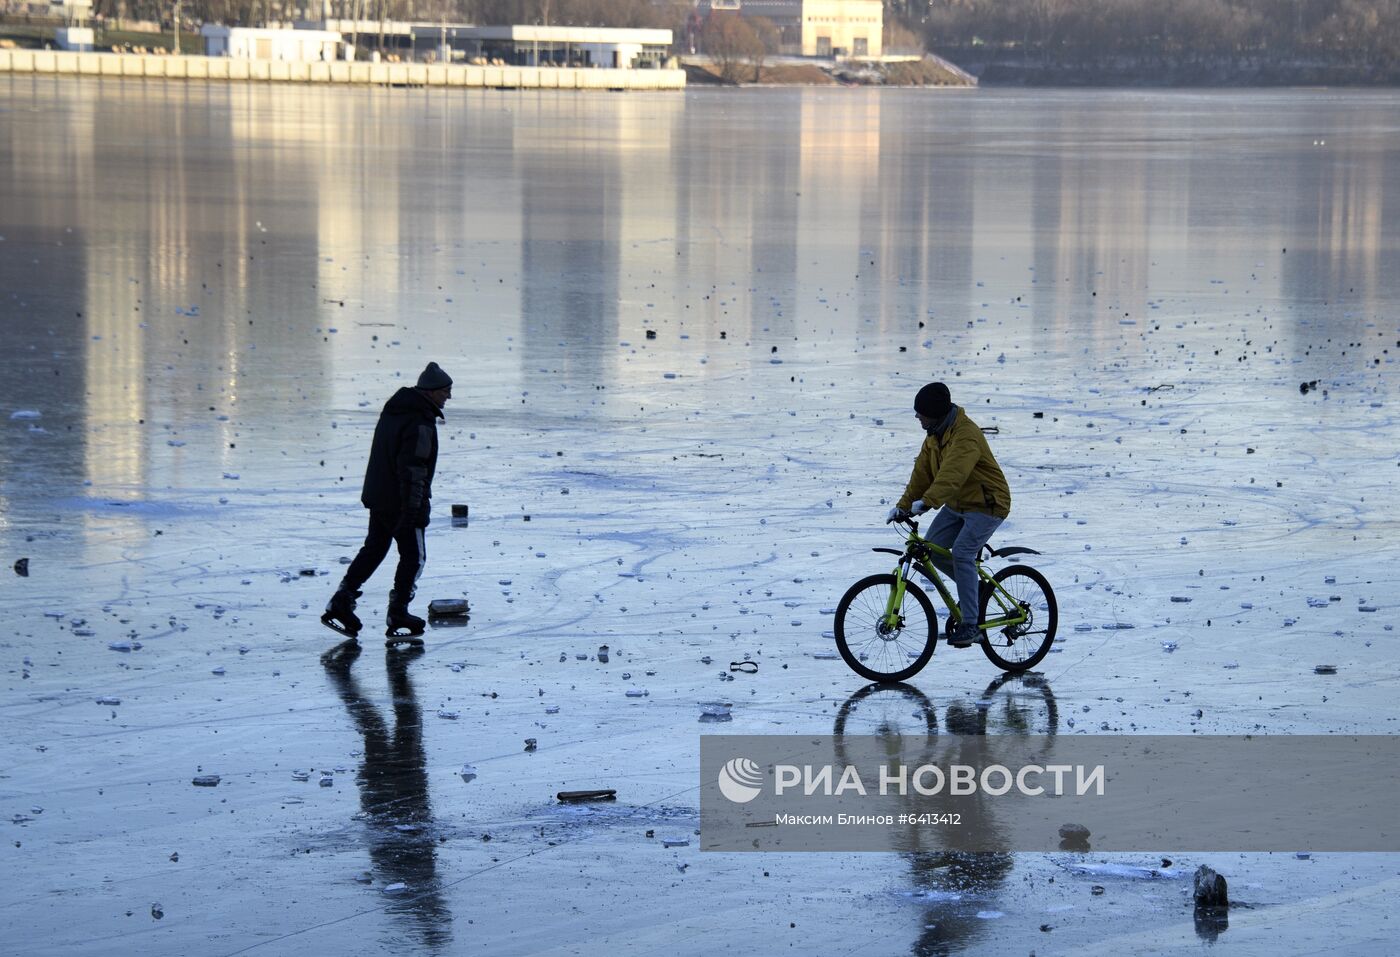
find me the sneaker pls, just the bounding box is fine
[947,624,983,648]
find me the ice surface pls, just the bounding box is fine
[1,81,1398,956]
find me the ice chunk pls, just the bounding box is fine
[699,701,732,717]
[437,710,461,720]
[192,774,220,787]
[1064,862,1181,880]
[95,696,121,706]
[625,688,649,698]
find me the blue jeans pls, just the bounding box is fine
[922,506,1003,630]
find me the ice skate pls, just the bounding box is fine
[321,586,363,638]
[385,589,426,647]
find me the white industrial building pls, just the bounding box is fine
[699,0,882,58]
[201,26,344,62]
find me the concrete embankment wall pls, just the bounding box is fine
[0,49,686,90]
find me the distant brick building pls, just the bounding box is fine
[700,0,882,58]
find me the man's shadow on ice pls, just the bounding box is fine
[323,643,451,950]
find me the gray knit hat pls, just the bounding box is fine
[416,362,453,390]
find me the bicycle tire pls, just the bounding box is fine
[834,574,939,682]
[978,564,1057,673]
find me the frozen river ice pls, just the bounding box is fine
[2,78,1399,954]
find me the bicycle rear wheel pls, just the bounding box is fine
[834,574,939,682]
[979,565,1057,673]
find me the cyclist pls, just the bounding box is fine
[886,382,1011,648]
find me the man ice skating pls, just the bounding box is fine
[323,362,452,646]
[887,382,1011,648]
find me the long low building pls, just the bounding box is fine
[420,25,673,69]
[198,22,675,69]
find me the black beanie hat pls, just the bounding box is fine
[914,382,951,419]
[416,362,453,390]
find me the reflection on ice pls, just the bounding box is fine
[324,647,452,949]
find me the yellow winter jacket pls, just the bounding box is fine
[897,408,1011,519]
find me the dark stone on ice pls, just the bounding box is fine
[1193,864,1229,909]
[14,558,28,577]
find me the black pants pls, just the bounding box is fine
[342,510,425,601]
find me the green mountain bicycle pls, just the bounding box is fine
[834,517,1058,682]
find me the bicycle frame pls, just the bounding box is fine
[877,521,1029,633]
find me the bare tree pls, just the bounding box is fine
[748,14,778,80]
[884,19,924,54]
[701,11,762,82]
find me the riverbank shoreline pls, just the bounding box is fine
[681,54,976,88]
[939,47,1400,86]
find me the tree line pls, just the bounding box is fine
[909,0,1400,61]
[46,0,1400,66]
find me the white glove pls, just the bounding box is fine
[910,500,929,516]
[885,506,909,524]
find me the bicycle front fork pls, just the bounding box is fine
[881,566,911,629]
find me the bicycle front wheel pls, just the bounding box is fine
[834,574,939,682]
[979,564,1058,673]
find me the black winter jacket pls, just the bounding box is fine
[360,387,442,526]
